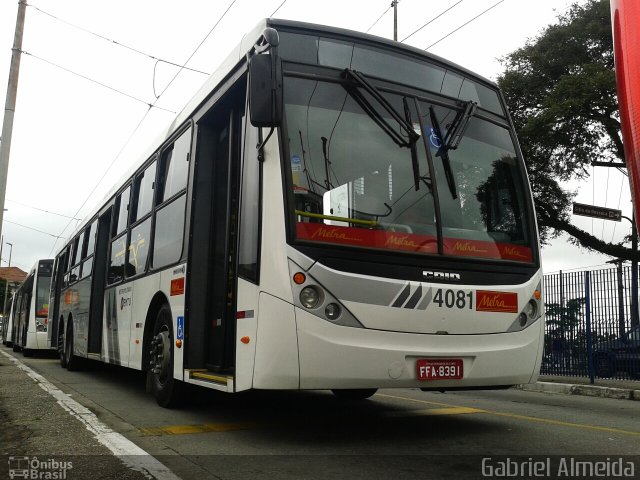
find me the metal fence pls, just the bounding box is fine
[542,266,640,381]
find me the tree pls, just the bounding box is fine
[497,0,638,259]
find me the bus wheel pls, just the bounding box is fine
[65,324,82,371]
[12,343,21,352]
[58,324,67,368]
[148,305,181,408]
[331,388,378,400]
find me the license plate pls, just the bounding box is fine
[417,359,463,381]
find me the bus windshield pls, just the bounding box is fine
[283,75,533,262]
[35,274,51,318]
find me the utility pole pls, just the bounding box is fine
[629,214,639,327]
[0,1,27,241]
[392,0,398,41]
[3,241,12,315]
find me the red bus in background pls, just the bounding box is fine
[611,0,640,222]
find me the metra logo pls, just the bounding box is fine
[310,227,361,242]
[476,291,518,313]
[120,297,132,310]
[452,241,488,254]
[502,246,529,259]
[385,235,421,249]
[423,270,461,281]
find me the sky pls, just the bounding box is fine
[0,0,626,275]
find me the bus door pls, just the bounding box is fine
[49,255,64,349]
[188,83,244,373]
[88,209,111,354]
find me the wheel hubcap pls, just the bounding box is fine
[149,329,171,384]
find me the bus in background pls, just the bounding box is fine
[7,259,54,356]
[49,19,543,407]
[611,0,640,222]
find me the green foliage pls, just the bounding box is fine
[545,297,586,335]
[497,0,633,255]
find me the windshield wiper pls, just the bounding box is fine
[428,101,477,199]
[341,69,422,190]
[444,100,477,150]
[429,106,457,199]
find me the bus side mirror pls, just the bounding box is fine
[249,54,282,128]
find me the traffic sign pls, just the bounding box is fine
[572,203,622,222]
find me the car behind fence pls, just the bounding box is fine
[542,266,640,381]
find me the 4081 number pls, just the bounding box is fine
[433,289,473,309]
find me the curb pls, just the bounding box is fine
[516,381,640,401]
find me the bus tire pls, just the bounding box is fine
[147,304,181,408]
[12,343,21,352]
[58,321,67,368]
[331,388,378,400]
[65,323,82,371]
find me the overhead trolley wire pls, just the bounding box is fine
[5,199,82,221]
[401,0,465,42]
[48,0,239,255]
[153,0,237,100]
[270,0,288,17]
[4,219,64,239]
[48,110,149,256]
[25,2,211,76]
[366,2,393,33]
[425,0,506,50]
[20,50,176,113]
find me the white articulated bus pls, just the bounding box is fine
[7,259,53,355]
[47,19,544,407]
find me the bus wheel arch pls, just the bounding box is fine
[143,294,182,408]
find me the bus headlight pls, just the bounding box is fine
[518,313,528,327]
[300,286,321,309]
[524,299,538,319]
[325,303,341,321]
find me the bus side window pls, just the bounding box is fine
[131,161,156,223]
[113,187,131,238]
[152,128,191,269]
[108,187,131,284]
[69,236,81,284]
[157,128,190,204]
[127,160,156,276]
[80,220,97,280]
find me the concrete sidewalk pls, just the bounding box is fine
[517,375,640,401]
[0,348,174,480]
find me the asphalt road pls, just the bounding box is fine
[1,345,639,480]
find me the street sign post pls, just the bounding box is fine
[572,203,622,222]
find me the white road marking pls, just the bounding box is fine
[1,350,181,480]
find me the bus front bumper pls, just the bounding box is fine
[295,308,543,390]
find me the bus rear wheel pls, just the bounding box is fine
[65,323,82,371]
[147,305,181,408]
[331,388,378,400]
[58,323,67,368]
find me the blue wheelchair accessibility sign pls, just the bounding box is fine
[176,316,184,340]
